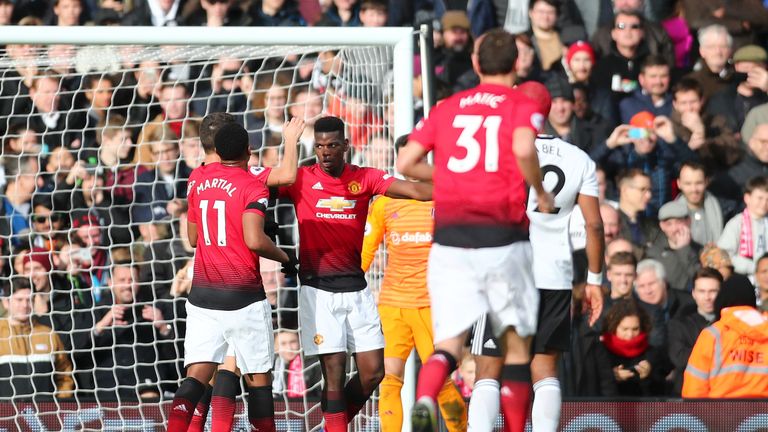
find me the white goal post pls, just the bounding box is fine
[0,25,416,431]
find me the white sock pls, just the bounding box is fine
[468,379,500,432]
[532,377,561,432]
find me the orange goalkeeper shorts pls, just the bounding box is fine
[379,304,436,362]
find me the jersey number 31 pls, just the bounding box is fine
[448,115,502,173]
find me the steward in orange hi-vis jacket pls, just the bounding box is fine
[683,305,768,398]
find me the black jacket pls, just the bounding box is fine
[667,305,712,396]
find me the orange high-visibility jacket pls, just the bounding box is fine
[682,306,768,398]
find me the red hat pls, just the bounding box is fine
[72,213,99,228]
[566,41,596,66]
[22,248,52,273]
[517,81,553,119]
[630,111,656,129]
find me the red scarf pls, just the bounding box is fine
[739,209,754,259]
[601,332,649,358]
[286,356,306,398]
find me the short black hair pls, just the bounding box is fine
[3,277,32,297]
[614,9,645,27]
[640,55,670,74]
[477,29,517,76]
[672,77,703,100]
[315,116,345,137]
[745,175,768,195]
[679,160,708,177]
[394,134,409,153]
[214,122,249,161]
[693,267,724,285]
[201,112,236,153]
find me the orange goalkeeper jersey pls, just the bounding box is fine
[362,196,433,309]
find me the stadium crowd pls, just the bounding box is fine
[1,0,768,407]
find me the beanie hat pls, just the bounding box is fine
[566,41,596,66]
[22,248,52,273]
[716,275,757,318]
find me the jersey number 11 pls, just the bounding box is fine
[200,200,227,246]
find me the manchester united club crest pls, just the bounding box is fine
[314,334,324,345]
[347,181,362,194]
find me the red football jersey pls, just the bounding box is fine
[248,166,272,184]
[186,163,270,310]
[409,83,544,248]
[279,164,396,292]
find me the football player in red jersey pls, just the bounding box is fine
[186,113,304,432]
[398,29,554,432]
[278,115,431,432]
[167,122,289,432]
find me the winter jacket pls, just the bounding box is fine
[683,306,768,398]
[0,319,74,399]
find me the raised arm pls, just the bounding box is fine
[385,179,432,201]
[396,140,433,182]
[266,117,305,187]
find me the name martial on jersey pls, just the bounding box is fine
[189,177,238,197]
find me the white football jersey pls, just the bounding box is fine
[527,135,598,290]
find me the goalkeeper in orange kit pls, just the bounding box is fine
[361,136,467,432]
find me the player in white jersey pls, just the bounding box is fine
[467,82,605,432]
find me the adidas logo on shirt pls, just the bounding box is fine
[173,404,188,413]
[312,182,323,190]
[193,408,202,417]
[483,339,497,350]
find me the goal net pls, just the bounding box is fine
[0,26,413,431]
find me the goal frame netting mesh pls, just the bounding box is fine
[0,25,414,431]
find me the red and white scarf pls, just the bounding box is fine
[739,209,754,259]
[286,356,306,398]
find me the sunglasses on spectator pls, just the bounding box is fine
[615,22,642,30]
[32,214,62,223]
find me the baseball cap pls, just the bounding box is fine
[658,201,689,221]
[71,212,100,228]
[630,111,655,129]
[733,45,768,64]
[441,11,470,31]
[544,76,574,102]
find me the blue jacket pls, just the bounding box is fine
[619,89,673,124]
[2,197,30,247]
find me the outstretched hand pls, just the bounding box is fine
[283,117,306,144]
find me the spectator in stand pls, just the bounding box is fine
[674,161,725,245]
[718,176,768,279]
[755,253,768,312]
[27,194,66,252]
[135,82,191,167]
[708,44,768,132]
[432,11,473,89]
[91,262,175,401]
[679,0,768,50]
[272,330,322,399]
[14,72,86,151]
[2,155,38,247]
[597,299,657,397]
[601,204,621,244]
[0,277,74,399]
[668,78,742,174]
[661,2,693,69]
[133,124,191,241]
[246,74,291,151]
[317,0,360,26]
[82,74,118,132]
[514,34,542,85]
[591,9,651,124]
[619,55,672,124]
[0,0,14,25]
[48,0,85,26]
[606,237,636,266]
[126,60,162,126]
[69,212,110,290]
[527,0,564,72]
[682,276,768,398]
[358,0,387,27]
[667,267,721,396]
[288,86,324,163]
[604,251,638,314]
[191,57,251,116]
[122,0,187,26]
[552,41,596,85]
[719,124,768,203]
[543,76,610,153]
[179,120,202,170]
[251,0,305,26]
[20,247,56,315]
[591,0,675,66]
[0,41,38,136]
[594,112,683,216]
[646,200,702,292]
[684,25,735,102]
[185,0,253,26]
[615,169,663,251]
[2,124,40,162]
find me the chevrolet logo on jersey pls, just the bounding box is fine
[316,197,356,212]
